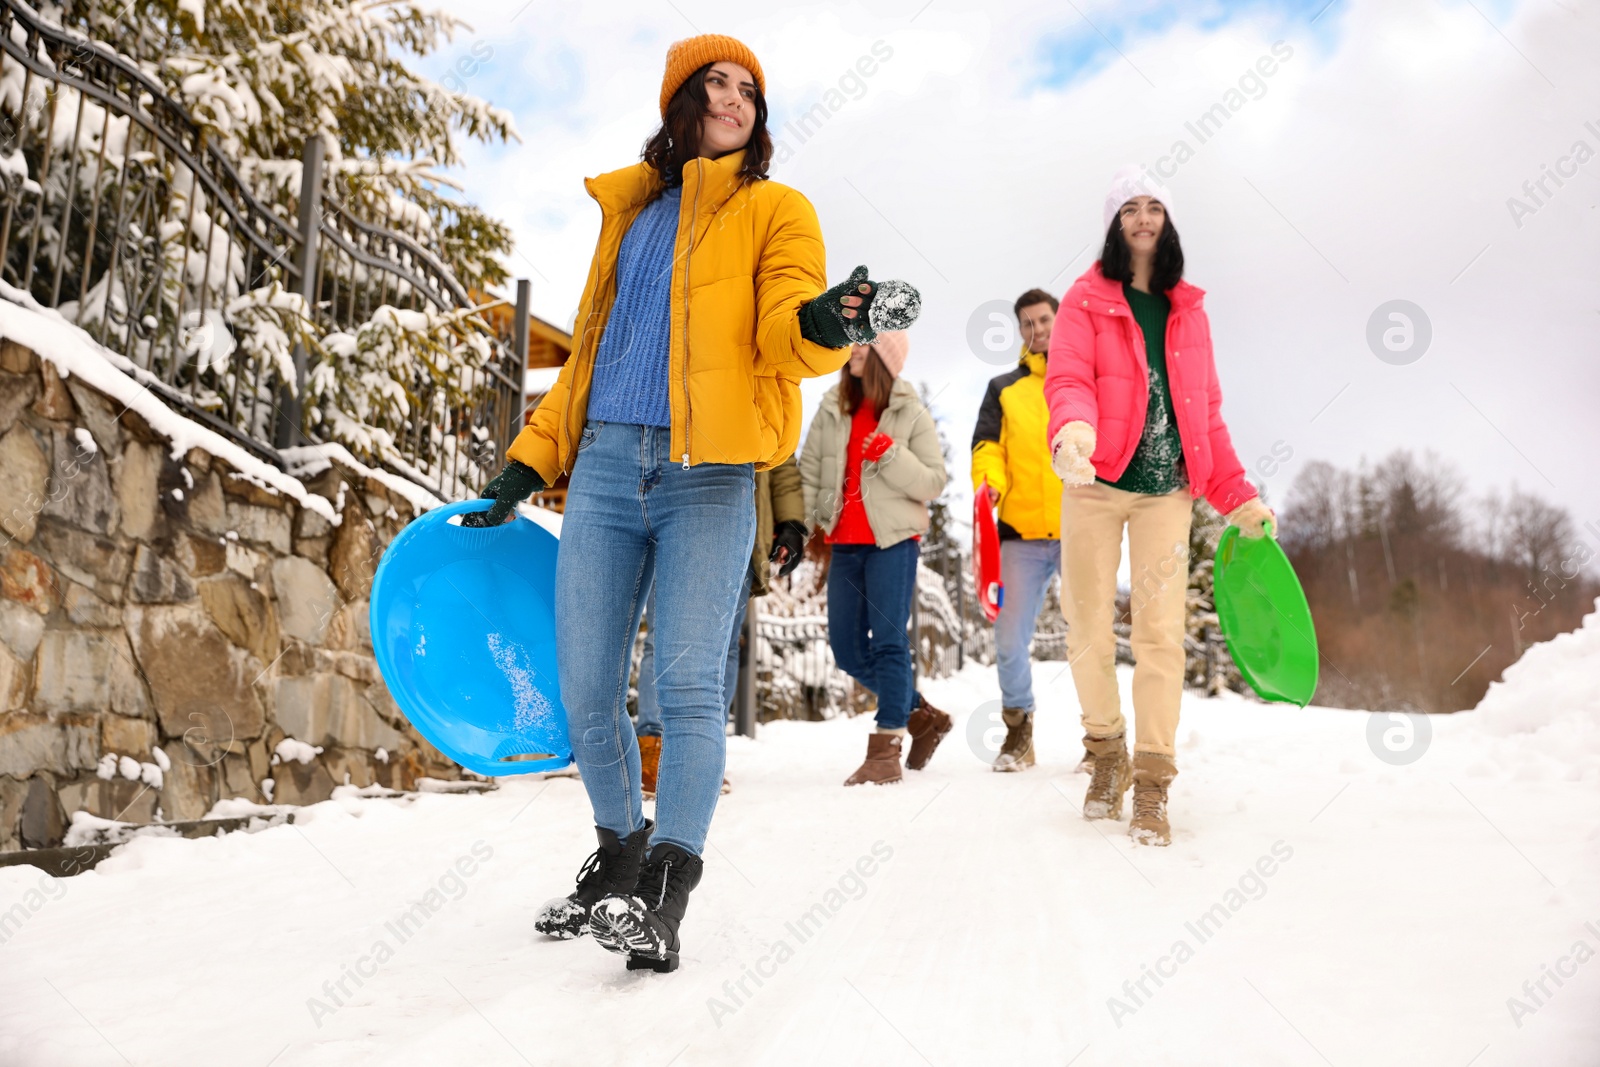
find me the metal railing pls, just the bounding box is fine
[738,560,969,728]
[0,0,526,497]
[749,612,858,722]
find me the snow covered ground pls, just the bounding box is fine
[3,612,1598,1067]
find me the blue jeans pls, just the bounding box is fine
[827,539,922,730]
[994,538,1061,713]
[635,564,753,736]
[555,421,754,856]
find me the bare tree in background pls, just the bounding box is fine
[1501,487,1576,583]
[1371,451,1465,546]
[1278,450,1597,712]
[1279,459,1348,551]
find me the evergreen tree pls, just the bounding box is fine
[912,380,969,675]
[1187,498,1245,695]
[49,0,517,293]
[3,1,518,491]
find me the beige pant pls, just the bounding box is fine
[1059,483,1193,757]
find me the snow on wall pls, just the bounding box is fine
[0,286,567,534]
[0,282,342,523]
[281,443,444,518]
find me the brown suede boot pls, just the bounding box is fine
[638,735,661,800]
[1129,752,1178,846]
[993,709,1035,772]
[1082,732,1131,820]
[906,697,952,771]
[844,733,903,786]
[1073,734,1095,775]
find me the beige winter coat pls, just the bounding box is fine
[800,378,948,549]
[751,456,804,597]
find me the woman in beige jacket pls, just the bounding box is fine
[799,332,951,785]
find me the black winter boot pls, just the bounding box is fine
[534,821,652,939]
[588,842,705,972]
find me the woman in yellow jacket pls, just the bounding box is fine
[464,35,920,973]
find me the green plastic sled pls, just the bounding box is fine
[1213,522,1320,706]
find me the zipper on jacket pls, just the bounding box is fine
[567,248,606,473]
[681,160,701,470]
[562,183,621,475]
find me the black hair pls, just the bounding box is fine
[641,62,772,194]
[1099,205,1184,293]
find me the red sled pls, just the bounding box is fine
[974,479,1003,622]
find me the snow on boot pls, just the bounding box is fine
[1129,752,1178,846]
[905,697,952,771]
[638,735,661,800]
[844,732,904,786]
[589,843,705,972]
[1082,733,1131,820]
[993,708,1035,772]
[534,821,652,939]
[1073,735,1095,776]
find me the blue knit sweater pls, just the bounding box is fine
[587,186,682,428]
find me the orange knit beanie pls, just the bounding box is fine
[659,34,766,116]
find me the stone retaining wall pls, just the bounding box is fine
[0,337,465,851]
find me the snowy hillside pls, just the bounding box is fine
[1470,598,1600,772]
[2,610,1597,1066]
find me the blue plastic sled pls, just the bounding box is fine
[369,500,571,776]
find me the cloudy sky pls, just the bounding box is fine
[424,0,1599,541]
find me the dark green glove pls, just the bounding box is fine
[461,459,544,527]
[798,265,876,348]
[769,519,809,578]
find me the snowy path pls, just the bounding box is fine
[3,658,1598,1067]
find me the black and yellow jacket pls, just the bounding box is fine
[971,349,1061,540]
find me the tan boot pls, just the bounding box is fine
[1082,732,1131,820]
[1129,752,1178,846]
[638,735,661,800]
[1073,734,1096,775]
[993,709,1035,772]
[844,733,903,786]
[905,696,953,771]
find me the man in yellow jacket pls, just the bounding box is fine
[971,288,1063,771]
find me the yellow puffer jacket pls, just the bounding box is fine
[506,151,849,482]
[970,349,1061,540]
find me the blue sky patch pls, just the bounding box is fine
[1031,0,1350,91]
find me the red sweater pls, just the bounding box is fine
[828,404,880,545]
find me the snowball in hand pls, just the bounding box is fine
[841,277,923,345]
[868,279,921,333]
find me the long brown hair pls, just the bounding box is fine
[641,63,772,194]
[838,346,896,415]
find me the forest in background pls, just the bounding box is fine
[1279,450,1598,712]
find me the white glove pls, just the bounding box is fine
[1051,422,1097,486]
[1225,498,1276,539]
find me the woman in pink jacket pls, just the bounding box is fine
[1044,166,1273,847]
